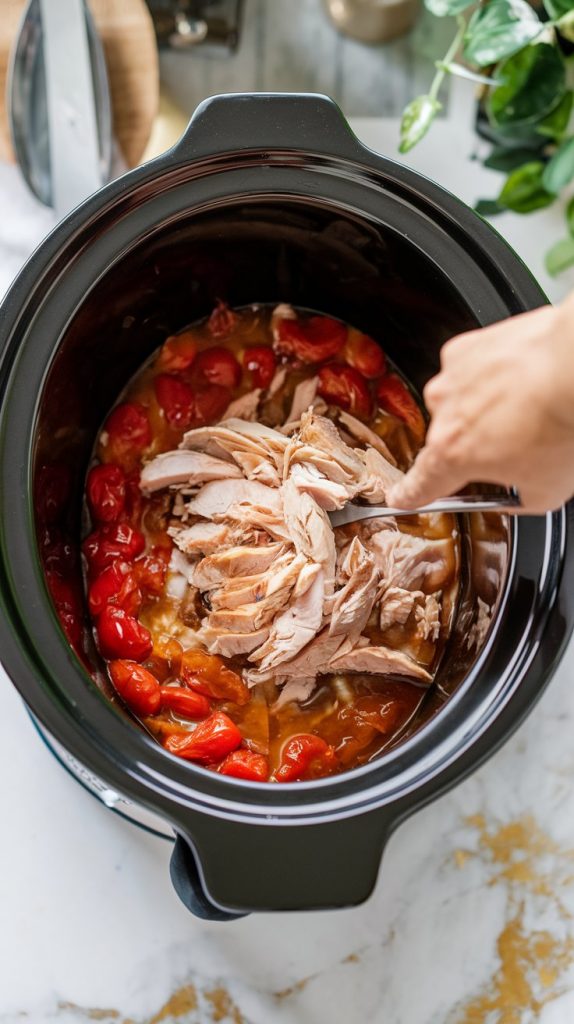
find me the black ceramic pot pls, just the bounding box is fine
[0,93,572,920]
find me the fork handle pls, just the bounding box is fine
[329,491,522,528]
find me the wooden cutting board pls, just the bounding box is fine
[0,0,159,169]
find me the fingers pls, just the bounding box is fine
[387,444,470,509]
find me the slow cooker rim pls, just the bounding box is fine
[0,92,566,826]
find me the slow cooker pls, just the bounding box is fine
[0,93,572,920]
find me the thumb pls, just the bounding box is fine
[387,446,469,509]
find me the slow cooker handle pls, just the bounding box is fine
[169,809,393,916]
[172,92,366,162]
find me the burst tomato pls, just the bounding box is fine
[193,384,232,425]
[343,331,386,379]
[82,522,145,574]
[376,374,426,441]
[88,560,142,618]
[109,660,161,716]
[104,403,151,468]
[317,363,372,418]
[86,464,126,524]
[275,734,337,782]
[46,570,84,649]
[154,374,195,429]
[243,345,276,389]
[217,749,269,781]
[133,552,168,597]
[181,649,250,705]
[159,685,211,720]
[193,347,242,389]
[157,332,197,372]
[97,607,153,662]
[164,711,242,763]
[275,315,347,364]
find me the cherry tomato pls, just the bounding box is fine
[275,315,347,364]
[217,749,269,781]
[83,522,145,574]
[86,464,126,524]
[165,711,242,763]
[109,660,161,716]
[104,403,151,468]
[154,374,195,429]
[40,527,77,577]
[157,332,197,372]
[97,607,153,661]
[343,331,386,379]
[193,347,242,389]
[275,734,337,782]
[46,570,84,650]
[377,374,426,442]
[133,552,168,597]
[193,384,232,425]
[159,685,211,720]
[207,300,238,338]
[124,470,144,528]
[181,649,250,705]
[36,464,72,525]
[88,560,142,618]
[243,346,276,389]
[317,364,372,418]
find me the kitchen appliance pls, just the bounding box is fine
[0,93,571,920]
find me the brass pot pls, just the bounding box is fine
[323,0,418,43]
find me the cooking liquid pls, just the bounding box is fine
[86,304,461,780]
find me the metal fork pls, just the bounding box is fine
[329,491,522,528]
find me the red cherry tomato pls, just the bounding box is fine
[133,552,168,597]
[36,464,72,525]
[83,522,145,574]
[40,527,78,577]
[207,300,238,338]
[376,374,426,442]
[157,332,197,372]
[317,364,372,418]
[275,315,347,364]
[97,607,153,661]
[164,711,242,763]
[193,347,242,389]
[343,331,386,379]
[123,470,144,528]
[109,660,161,716]
[154,374,195,429]
[159,685,211,720]
[88,560,142,618]
[217,749,269,782]
[46,570,84,650]
[243,346,276,389]
[193,384,232,425]
[86,464,126,524]
[104,403,151,468]
[181,649,250,705]
[275,734,337,782]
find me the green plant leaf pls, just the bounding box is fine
[566,195,574,235]
[557,9,574,40]
[536,91,573,141]
[542,136,574,192]
[399,96,442,153]
[475,198,504,216]
[497,161,556,212]
[424,0,474,16]
[484,146,543,171]
[545,235,574,274]
[543,0,574,20]
[464,0,542,67]
[488,44,566,128]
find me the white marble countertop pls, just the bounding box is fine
[2,43,574,1024]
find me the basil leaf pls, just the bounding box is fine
[484,146,543,171]
[566,195,574,235]
[542,137,574,193]
[497,161,555,212]
[536,92,573,141]
[488,44,566,128]
[399,96,441,153]
[464,0,542,67]
[425,0,474,16]
[475,198,504,216]
[545,236,574,275]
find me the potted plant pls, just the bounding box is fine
[400,0,574,274]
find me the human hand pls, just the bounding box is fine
[387,296,574,514]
